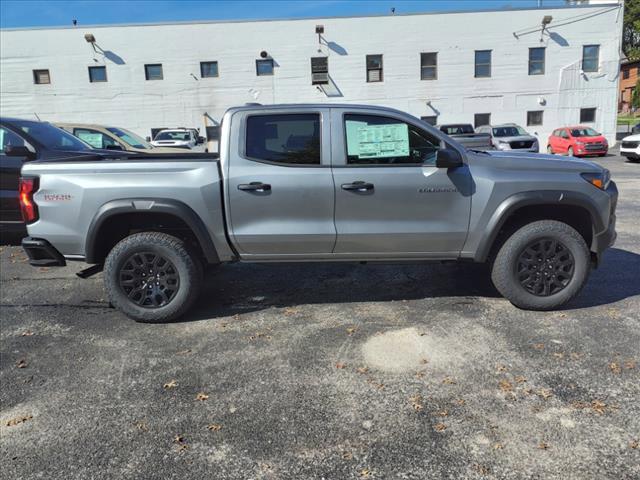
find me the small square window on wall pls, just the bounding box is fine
[256,59,274,76]
[622,68,630,80]
[366,55,383,82]
[88,66,107,83]
[33,69,50,84]
[474,50,491,78]
[582,45,599,73]
[528,47,545,75]
[474,113,491,128]
[200,61,219,78]
[527,110,543,126]
[580,108,596,123]
[421,116,438,126]
[145,64,163,80]
[420,52,437,80]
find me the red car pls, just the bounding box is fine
[547,126,608,157]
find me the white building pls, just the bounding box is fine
[0,2,624,148]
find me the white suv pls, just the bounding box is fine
[151,129,196,149]
[620,134,640,162]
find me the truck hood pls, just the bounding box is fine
[476,150,603,173]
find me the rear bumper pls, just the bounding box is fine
[22,237,66,267]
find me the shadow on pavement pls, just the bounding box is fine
[181,247,640,322]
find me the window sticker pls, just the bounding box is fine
[76,131,103,148]
[346,121,409,159]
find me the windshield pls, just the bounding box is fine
[440,125,474,135]
[11,120,92,151]
[155,131,190,141]
[571,128,600,137]
[107,127,152,149]
[493,126,528,137]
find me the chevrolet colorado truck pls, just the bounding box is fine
[17,104,617,323]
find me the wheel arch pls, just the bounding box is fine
[475,191,603,263]
[85,198,220,265]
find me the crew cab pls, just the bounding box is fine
[19,104,617,323]
[437,123,492,150]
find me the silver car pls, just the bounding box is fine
[477,124,539,153]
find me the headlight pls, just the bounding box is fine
[581,170,610,190]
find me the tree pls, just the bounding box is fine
[633,79,640,110]
[623,0,640,61]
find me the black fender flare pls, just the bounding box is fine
[85,198,220,264]
[474,190,603,262]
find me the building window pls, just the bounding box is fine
[33,69,50,84]
[256,59,274,76]
[582,45,599,73]
[88,66,107,83]
[527,110,543,126]
[344,114,440,166]
[366,55,383,82]
[421,115,438,126]
[144,64,163,80]
[474,113,491,128]
[622,68,630,80]
[200,61,219,78]
[245,114,320,165]
[580,108,596,123]
[474,50,491,78]
[420,52,437,80]
[528,47,545,75]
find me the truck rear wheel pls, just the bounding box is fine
[491,220,590,311]
[104,232,202,323]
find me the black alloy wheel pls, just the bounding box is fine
[515,238,575,297]
[118,251,180,308]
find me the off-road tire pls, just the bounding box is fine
[104,232,203,323]
[491,220,590,311]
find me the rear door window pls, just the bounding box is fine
[245,114,320,165]
[73,128,119,149]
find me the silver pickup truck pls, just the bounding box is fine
[14,104,617,323]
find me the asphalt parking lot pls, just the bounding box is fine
[1,152,639,480]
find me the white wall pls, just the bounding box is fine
[0,3,623,148]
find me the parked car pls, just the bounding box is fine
[1,117,113,233]
[437,123,492,150]
[620,133,640,162]
[547,126,608,157]
[56,123,190,153]
[476,123,539,152]
[150,129,197,149]
[20,103,617,322]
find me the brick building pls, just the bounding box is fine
[619,59,640,113]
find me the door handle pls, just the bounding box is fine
[341,181,374,192]
[238,182,271,192]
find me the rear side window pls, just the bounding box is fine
[344,114,440,166]
[0,126,28,153]
[73,128,119,149]
[245,114,320,165]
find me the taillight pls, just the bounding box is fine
[19,177,39,223]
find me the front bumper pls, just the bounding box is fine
[22,237,66,267]
[591,181,618,265]
[620,149,640,159]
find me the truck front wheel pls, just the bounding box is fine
[104,232,203,323]
[491,220,590,310]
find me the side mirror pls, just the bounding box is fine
[435,147,463,168]
[4,145,36,160]
[197,136,205,144]
[105,144,124,151]
[146,136,151,142]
